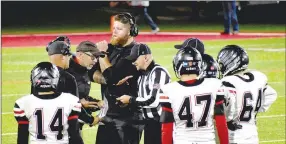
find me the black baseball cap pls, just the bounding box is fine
[126,44,152,61]
[47,41,71,56]
[174,38,205,54]
[76,41,103,57]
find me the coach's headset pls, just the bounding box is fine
[118,13,139,37]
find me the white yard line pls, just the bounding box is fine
[1,132,17,136]
[2,112,12,115]
[246,48,285,52]
[260,139,286,143]
[257,115,285,119]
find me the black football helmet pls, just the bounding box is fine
[30,62,60,92]
[201,54,219,78]
[173,48,203,78]
[217,45,249,77]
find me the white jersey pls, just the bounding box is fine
[222,70,277,144]
[14,93,81,144]
[160,78,224,144]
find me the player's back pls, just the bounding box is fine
[14,92,80,144]
[161,78,222,143]
[222,70,267,143]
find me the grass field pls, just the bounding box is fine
[2,37,285,144]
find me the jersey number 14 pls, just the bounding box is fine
[34,108,64,140]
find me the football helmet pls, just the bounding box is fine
[201,54,219,78]
[217,45,249,77]
[173,48,203,78]
[30,62,60,92]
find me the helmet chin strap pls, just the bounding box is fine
[176,63,183,79]
[197,61,206,79]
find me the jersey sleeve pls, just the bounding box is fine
[214,85,229,144]
[135,69,171,108]
[159,87,174,144]
[159,88,174,123]
[14,100,29,144]
[220,81,237,121]
[250,71,278,112]
[259,84,277,112]
[68,100,84,144]
[68,101,82,120]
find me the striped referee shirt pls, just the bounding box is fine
[134,61,171,121]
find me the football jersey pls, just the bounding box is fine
[160,78,224,144]
[14,93,81,144]
[222,70,277,144]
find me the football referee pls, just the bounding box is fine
[117,44,171,144]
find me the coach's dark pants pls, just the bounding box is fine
[131,6,158,30]
[144,119,161,144]
[96,116,144,144]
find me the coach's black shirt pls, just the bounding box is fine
[67,57,91,100]
[91,42,141,118]
[66,57,101,125]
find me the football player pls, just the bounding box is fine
[159,48,229,144]
[200,53,220,78]
[14,62,83,144]
[217,45,278,144]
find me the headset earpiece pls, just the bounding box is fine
[122,13,138,37]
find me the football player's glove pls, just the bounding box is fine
[227,120,242,131]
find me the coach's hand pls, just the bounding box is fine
[96,40,108,52]
[116,95,131,104]
[80,98,100,108]
[91,116,101,126]
[115,75,133,86]
[97,100,104,108]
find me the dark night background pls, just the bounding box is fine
[1,1,285,28]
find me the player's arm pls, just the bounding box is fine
[14,102,29,144]
[159,92,174,144]
[68,102,84,144]
[214,90,229,144]
[221,81,243,132]
[78,107,95,126]
[259,84,278,112]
